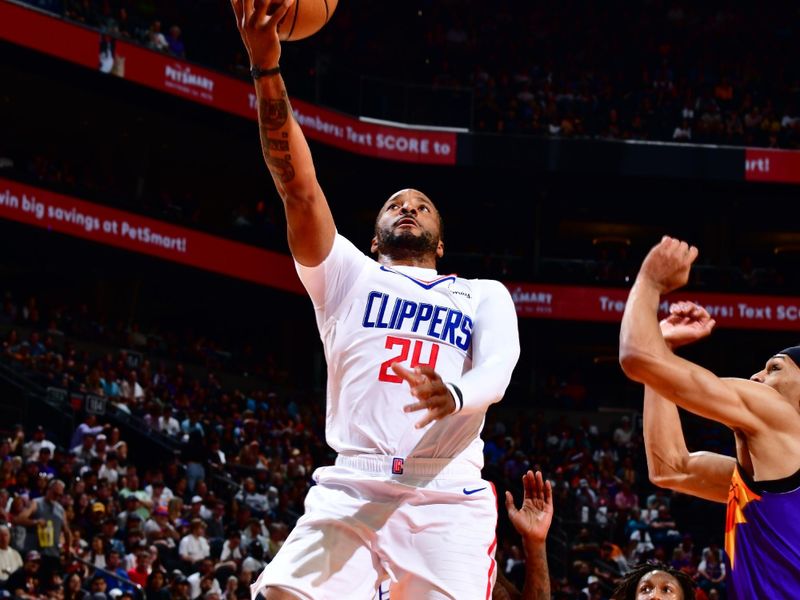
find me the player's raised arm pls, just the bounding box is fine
[505,471,552,600]
[643,302,734,504]
[231,0,335,267]
[619,237,765,432]
[644,387,734,503]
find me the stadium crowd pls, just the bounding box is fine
[0,287,731,599]
[14,0,800,148]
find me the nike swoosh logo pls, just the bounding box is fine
[463,487,486,495]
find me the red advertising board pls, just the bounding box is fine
[2,178,800,329]
[744,148,800,184]
[0,1,456,165]
[0,1,97,68]
[0,178,304,294]
[508,282,800,331]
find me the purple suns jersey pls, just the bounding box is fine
[295,234,520,468]
[725,462,800,598]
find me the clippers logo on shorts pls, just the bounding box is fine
[361,291,473,350]
[391,458,404,475]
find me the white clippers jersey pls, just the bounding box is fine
[296,234,520,469]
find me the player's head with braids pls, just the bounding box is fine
[611,561,695,600]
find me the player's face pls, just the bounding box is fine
[750,355,800,407]
[635,570,684,600]
[371,189,444,261]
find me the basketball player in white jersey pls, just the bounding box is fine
[231,1,520,598]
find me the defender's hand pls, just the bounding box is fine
[230,0,294,69]
[660,301,716,350]
[391,364,456,429]
[505,470,553,544]
[638,236,698,295]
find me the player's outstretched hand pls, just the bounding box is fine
[639,236,698,295]
[505,470,553,545]
[660,301,716,350]
[391,363,456,429]
[230,0,294,70]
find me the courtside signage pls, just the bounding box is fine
[1,176,797,327]
[508,282,800,330]
[744,148,800,184]
[0,178,303,293]
[0,1,456,165]
[289,99,456,164]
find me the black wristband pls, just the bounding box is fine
[446,383,464,412]
[250,65,281,80]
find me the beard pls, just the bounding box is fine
[375,226,439,261]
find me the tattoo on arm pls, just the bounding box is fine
[265,155,295,183]
[258,92,295,184]
[259,96,289,131]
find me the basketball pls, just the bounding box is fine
[275,0,338,42]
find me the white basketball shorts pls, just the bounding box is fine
[250,454,498,600]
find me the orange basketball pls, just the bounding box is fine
[276,0,339,42]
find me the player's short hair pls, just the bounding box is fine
[375,189,444,241]
[611,561,695,600]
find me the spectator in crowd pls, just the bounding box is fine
[144,505,180,550]
[178,519,210,569]
[239,518,267,552]
[120,371,144,405]
[70,433,97,468]
[170,574,192,600]
[88,573,109,597]
[100,550,133,594]
[146,569,169,600]
[580,574,602,599]
[85,535,107,571]
[265,523,287,562]
[70,415,105,451]
[614,482,639,514]
[696,548,726,596]
[145,481,173,508]
[15,478,71,583]
[187,557,220,600]
[5,550,43,598]
[648,505,681,552]
[156,408,181,438]
[126,548,150,588]
[233,478,268,518]
[203,502,226,542]
[22,427,55,462]
[64,571,90,600]
[0,524,23,583]
[166,26,186,58]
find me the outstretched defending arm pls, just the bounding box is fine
[619,237,766,432]
[505,471,552,600]
[231,0,335,267]
[643,302,734,503]
[645,387,734,503]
